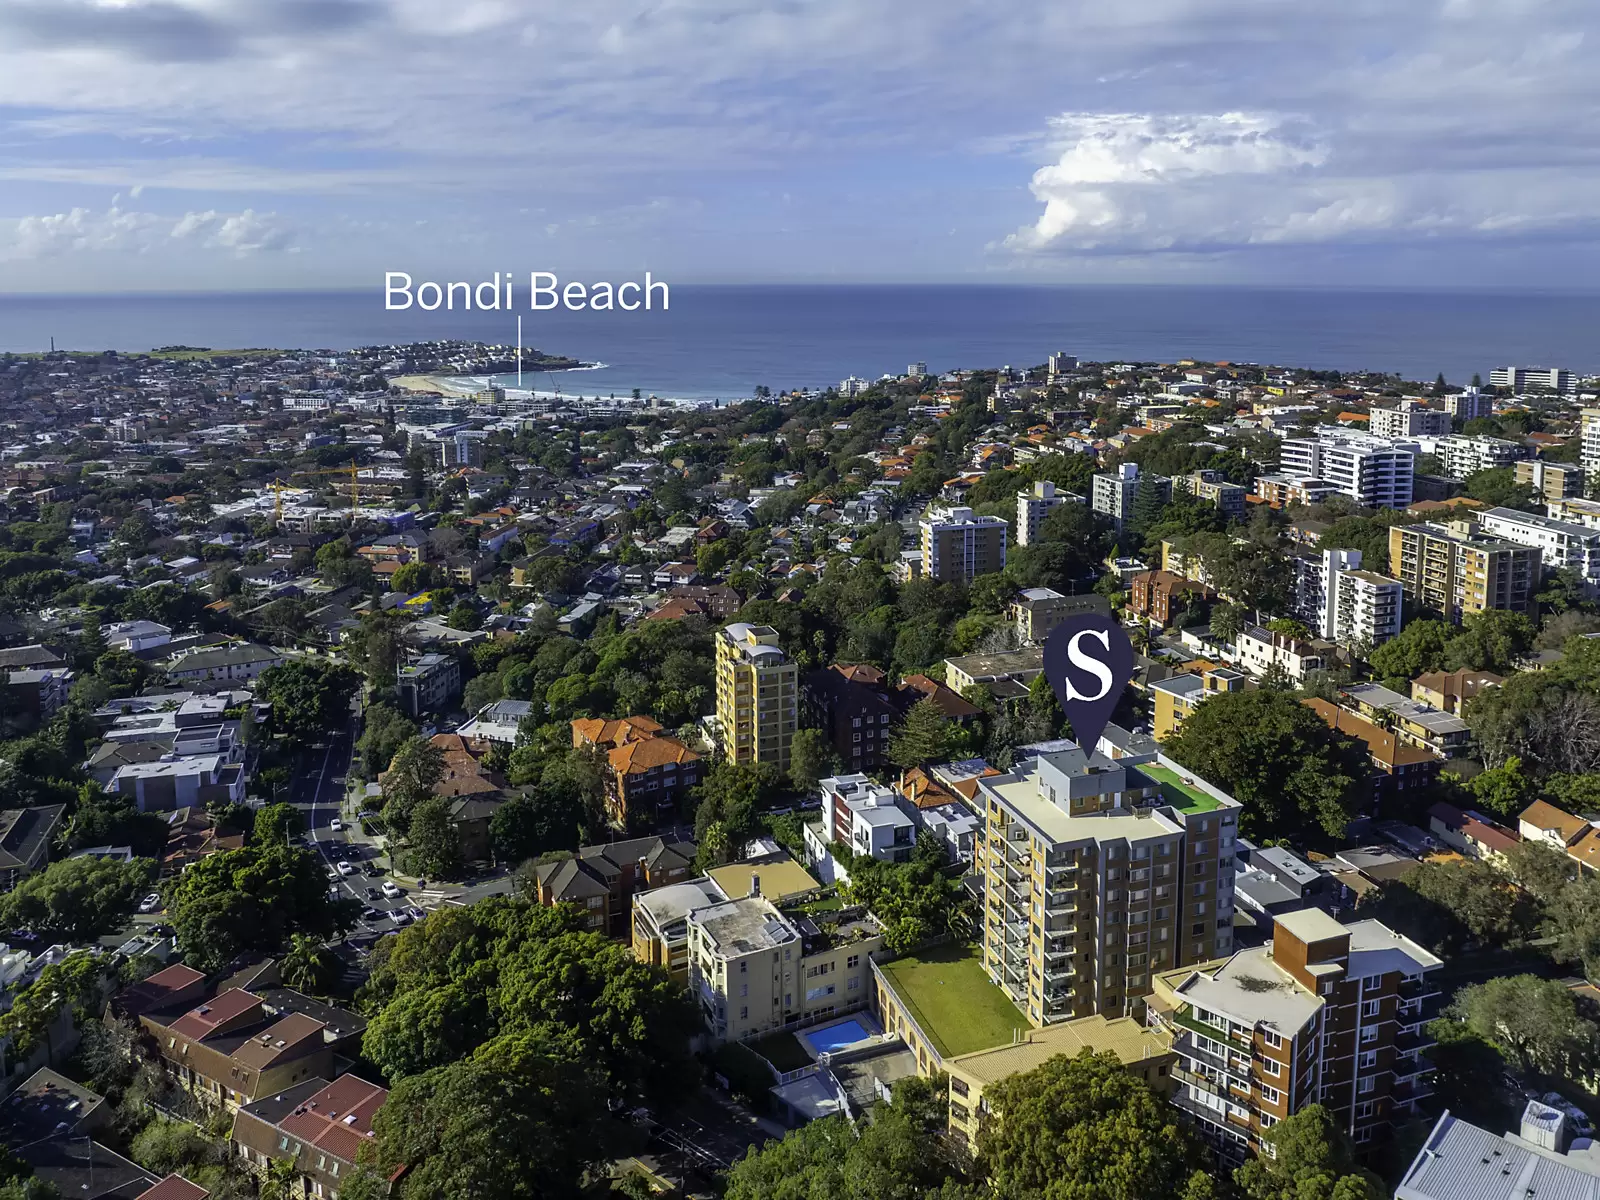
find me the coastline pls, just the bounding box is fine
[389,374,478,396]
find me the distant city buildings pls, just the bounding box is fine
[1490,365,1573,393]
[1278,429,1415,508]
[1369,400,1450,439]
[1477,506,1600,596]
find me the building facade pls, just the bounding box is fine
[976,747,1239,1026]
[1368,401,1450,439]
[1092,464,1169,527]
[1174,470,1246,519]
[1293,549,1402,647]
[395,652,461,717]
[1491,366,1573,392]
[1388,520,1541,622]
[1278,431,1415,509]
[1477,506,1600,595]
[1437,434,1530,480]
[715,622,799,772]
[920,505,1008,583]
[1516,459,1585,501]
[1016,480,1076,546]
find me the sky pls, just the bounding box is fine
[0,0,1597,291]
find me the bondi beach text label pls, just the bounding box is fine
[383,272,669,312]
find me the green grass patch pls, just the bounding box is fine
[878,942,1026,1059]
[1140,764,1224,813]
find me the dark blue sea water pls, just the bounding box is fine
[1,285,1596,402]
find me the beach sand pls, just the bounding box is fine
[389,374,475,395]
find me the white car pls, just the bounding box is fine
[381,881,402,899]
[329,819,343,832]
[336,861,356,877]
[138,893,162,914]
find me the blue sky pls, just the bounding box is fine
[0,0,1597,291]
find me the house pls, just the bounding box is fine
[1426,802,1520,864]
[456,698,535,747]
[230,1074,386,1199]
[161,806,245,875]
[806,775,917,881]
[105,620,173,653]
[0,804,67,889]
[531,835,697,937]
[1234,627,1325,683]
[1517,799,1590,851]
[165,643,283,684]
[109,755,245,812]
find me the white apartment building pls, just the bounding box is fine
[1016,480,1082,545]
[1477,507,1600,595]
[1294,549,1403,647]
[1092,463,1169,526]
[1278,430,1416,509]
[1437,434,1530,480]
[1548,496,1600,530]
[1444,388,1493,420]
[1233,627,1326,683]
[1581,410,1600,476]
[1368,401,1451,439]
[818,774,917,864]
[1491,366,1573,393]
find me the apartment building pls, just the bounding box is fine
[1548,494,1600,529]
[715,622,798,771]
[230,1075,387,1199]
[1092,463,1169,527]
[976,746,1239,1026]
[801,663,900,775]
[1150,668,1246,741]
[1008,588,1110,646]
[1303,699,1442,809]
[1477,506,1600,595]
[1388,519,1541,622]
[818,774,917,864]
[1442,388,1491,420]
[631,877,726,983]
[686,891,883,1043]
[1147,909,1442,1163]
[1340,682,1471,757]
[1016,480,1080,546]
[531,835,697,936]
[1253,474,1340,509]
[1128,570,1212,626]
[1278,430,1416,509]
[1174,470,1246,519]
[1516,459,1585,501]
[395,652,461,718]
[1410,668,1502,715]
[109,755,245,812]
[1293,549,1403,647]
[571,716,701,826]
[1233,627,1326,683]
[1368,401,1450,439]
[920,505,1008,582]
[1582,409,1600,476]
[1437,434,1530,479]
[1491,366,1573,393]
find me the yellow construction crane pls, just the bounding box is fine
[291,460,363,514]
[266,479,294,524]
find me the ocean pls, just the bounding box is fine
[2,285,1597,402]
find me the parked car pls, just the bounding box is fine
[381,881,402,898]
[138,893,162,914]
[406,906,427,922]
[365,864,384,877]
[329,819,343,832]
[361,908,384,922]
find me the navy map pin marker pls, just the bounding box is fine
[1042,611,1136,753]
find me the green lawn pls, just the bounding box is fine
[878,943,1026,1059]
[1140,764,1224,813]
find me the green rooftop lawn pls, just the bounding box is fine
[878,942,1026,1059]
[1140,764,1224,813]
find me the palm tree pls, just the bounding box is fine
[281,934,336,995]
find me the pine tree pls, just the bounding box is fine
[888,698,953,769]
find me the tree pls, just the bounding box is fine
[1266,616,1311,641]
[0,856,154,941]
[68,791,168,859]
[1463,467,1539,511]
[1163,689,1368,840]
[1446,608,1535,674]
[1428,1019,1516,1130]
[788,727,838,795]
[1461,755,1537,820]
[1234,1105,1383,1200]
[1368,618,1454,687]
[253,801,305,846]
[887,698,953,770]
[446,601,482,631]
[356,703,418,778]
[165,843,357,973]
[390,561,438,595]
[1361,860,1537,954]
[978,1050,1199,1200]
[407,794,464,880]
[1209,600,1247,645]
[256,659,359,744]
[1450,975,1598,1077]
[281,933,338,994]
[383,735,446,836]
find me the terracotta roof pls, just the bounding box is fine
[1570,828,1600,871]
[169,989,261,1040]
[1302,699,1438,769]
[833,664,885,685]
[644,597,704,621]
[1461,816,1520,855]
[136,1176,210,1200]
[572,716,663,748]
[277,1075,386,1165]
[231,1013,326,1070]
[898,674,980,719]
[610,735,699,775]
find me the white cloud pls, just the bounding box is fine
[5,201,296,258]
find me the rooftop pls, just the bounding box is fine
[877,942,1026,1059]
[949,1014,1171,1085]
[1136,763,1224,813]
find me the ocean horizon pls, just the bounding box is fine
[3,283,1598,402]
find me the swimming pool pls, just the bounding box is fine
[799,1016,876,1055]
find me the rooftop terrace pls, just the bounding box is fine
[1137,764,1225,813]
[877,942,1026,1059]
